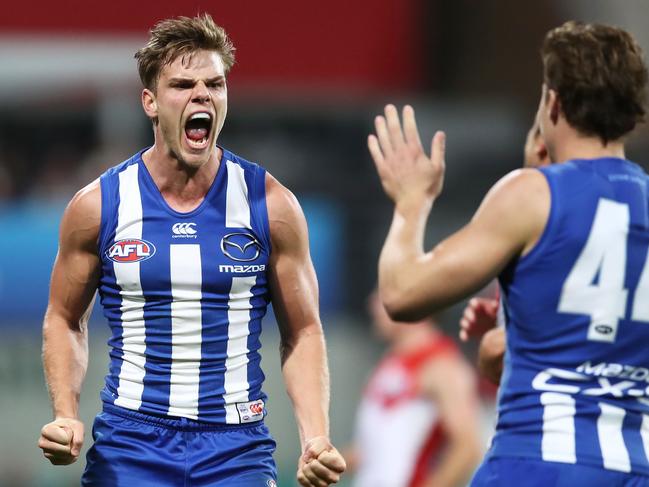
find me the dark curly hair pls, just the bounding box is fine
[542,21,648,143]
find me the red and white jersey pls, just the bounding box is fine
[353,336,457,487]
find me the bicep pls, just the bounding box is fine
[266,177,321,345]
[419,217,519,302]
[391,169,548,317]
[46,184,101,328]
[268,240,320,341]
[48,248,99,327]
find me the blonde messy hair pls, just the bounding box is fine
[135,14,235,91]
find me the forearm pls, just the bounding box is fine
[42,311,89,419]
[379,200,433,318]
[281,325,330,449]
[423,439,482,487]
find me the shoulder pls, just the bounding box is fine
[479,168,549,213]
[102,151,144,179]
[419,337,460,369]
[60,179,101,249]
[418,345,474,397]
[66,179,101,220]
[265,173,308,249]
[266,172,302,215]
[221,147,264,173]
[406,335,457,367]
[472,168,550,253]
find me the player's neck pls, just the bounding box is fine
[551,130,625,164]
[142,144,222,212]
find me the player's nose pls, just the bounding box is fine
[191,81,210,103]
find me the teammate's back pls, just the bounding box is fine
[368,20,649,487]
[495,156,649,474]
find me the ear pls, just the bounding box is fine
[547,88,561,125]
[536,142,549,164]
[142,88,157,119]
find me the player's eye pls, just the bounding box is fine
[172,81,194,89]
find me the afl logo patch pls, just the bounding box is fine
[220,233,261,262]
[106,239,156,263]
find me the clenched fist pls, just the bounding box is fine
[38,418,84,465]
[297,436,346,487]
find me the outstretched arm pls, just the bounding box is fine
[266,173,346,487]
[39,180,101,465]
[369,104,549,321]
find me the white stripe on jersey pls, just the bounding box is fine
[225,160,251,229]
[168,244,203,419]
[540,392,577,464]
[114,163,147,411]
[224,276,256,424]
[597,402,631,472]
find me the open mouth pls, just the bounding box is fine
[184,112,212,149]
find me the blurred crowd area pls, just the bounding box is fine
[2,1,649,485]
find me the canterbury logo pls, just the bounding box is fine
[172,222,197,238]
[220,233,261,262]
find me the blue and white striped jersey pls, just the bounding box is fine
[492,157,649,476]
[96,147,271,424]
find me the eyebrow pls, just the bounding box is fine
[168,76,225,84]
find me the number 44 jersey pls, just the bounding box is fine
[494,157,649,476]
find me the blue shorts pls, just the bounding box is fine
[82,404,277,487]
[470,456,649,487]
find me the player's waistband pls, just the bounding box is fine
[101,403,266,432]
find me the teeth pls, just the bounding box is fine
[189,112,211,121]
[187,136,208,147]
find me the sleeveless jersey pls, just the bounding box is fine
[493,157,649,475]
[353,336,456,487]
[96,147,271,425]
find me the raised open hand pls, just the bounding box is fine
[368,104,446,210]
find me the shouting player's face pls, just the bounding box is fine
[143,49,227,169]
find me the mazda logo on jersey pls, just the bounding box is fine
[106,239,156,263]
[220,233,261,262]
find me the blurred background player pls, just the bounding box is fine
[460,117,550,385]
[346,291,482,487]
[36,14,345,487]
[369,21,649,486]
